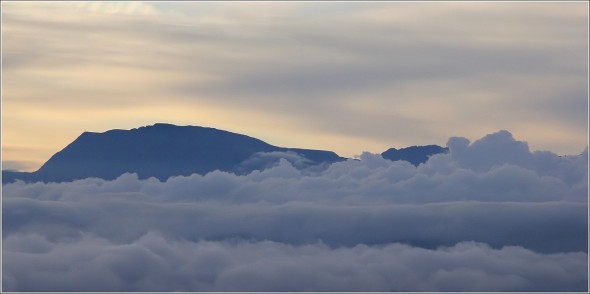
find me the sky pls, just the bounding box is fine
[1,1,589,172]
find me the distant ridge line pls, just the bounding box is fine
[2,123,446,184]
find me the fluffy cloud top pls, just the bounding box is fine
[2,131,588,291]
[4,234,587,292]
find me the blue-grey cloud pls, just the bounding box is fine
[233,151,317,174]
[2,131,587,291]
[3,196,586,254]
[3,233,587,292]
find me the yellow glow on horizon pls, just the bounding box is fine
[2,98,398,171]
[2,1,587,171]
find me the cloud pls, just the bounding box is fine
[2,131,588,291]
[3,233,587,292]
[1,160,40,172]
[3,196,586,254]
[233,151,316,174]
[2,2,587,168]
[446,131,588,187]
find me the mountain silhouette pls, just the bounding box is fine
[381,145,448,166]
[2,123,448,184]
[3,123,343,183]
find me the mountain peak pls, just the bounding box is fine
[382,145,448,166]
[2,124,450,184]
[5,124,344,183]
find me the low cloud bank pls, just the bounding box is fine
[2,130,588,291]
[3,233,587,292]
[3,198,587,253]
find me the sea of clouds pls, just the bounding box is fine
[2,130,588,291]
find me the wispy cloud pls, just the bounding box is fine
[2,1,587,166]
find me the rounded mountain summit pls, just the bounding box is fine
[2,123,447,183]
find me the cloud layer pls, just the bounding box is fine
[4,234,587,292]
[2,131,588,291]
[2,2,588,170]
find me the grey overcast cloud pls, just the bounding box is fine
[3,131,588,291]
[2,1,588,170]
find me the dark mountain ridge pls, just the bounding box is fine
[2,123,447,184]
[381,145,449,166]
[3,124,344,183]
